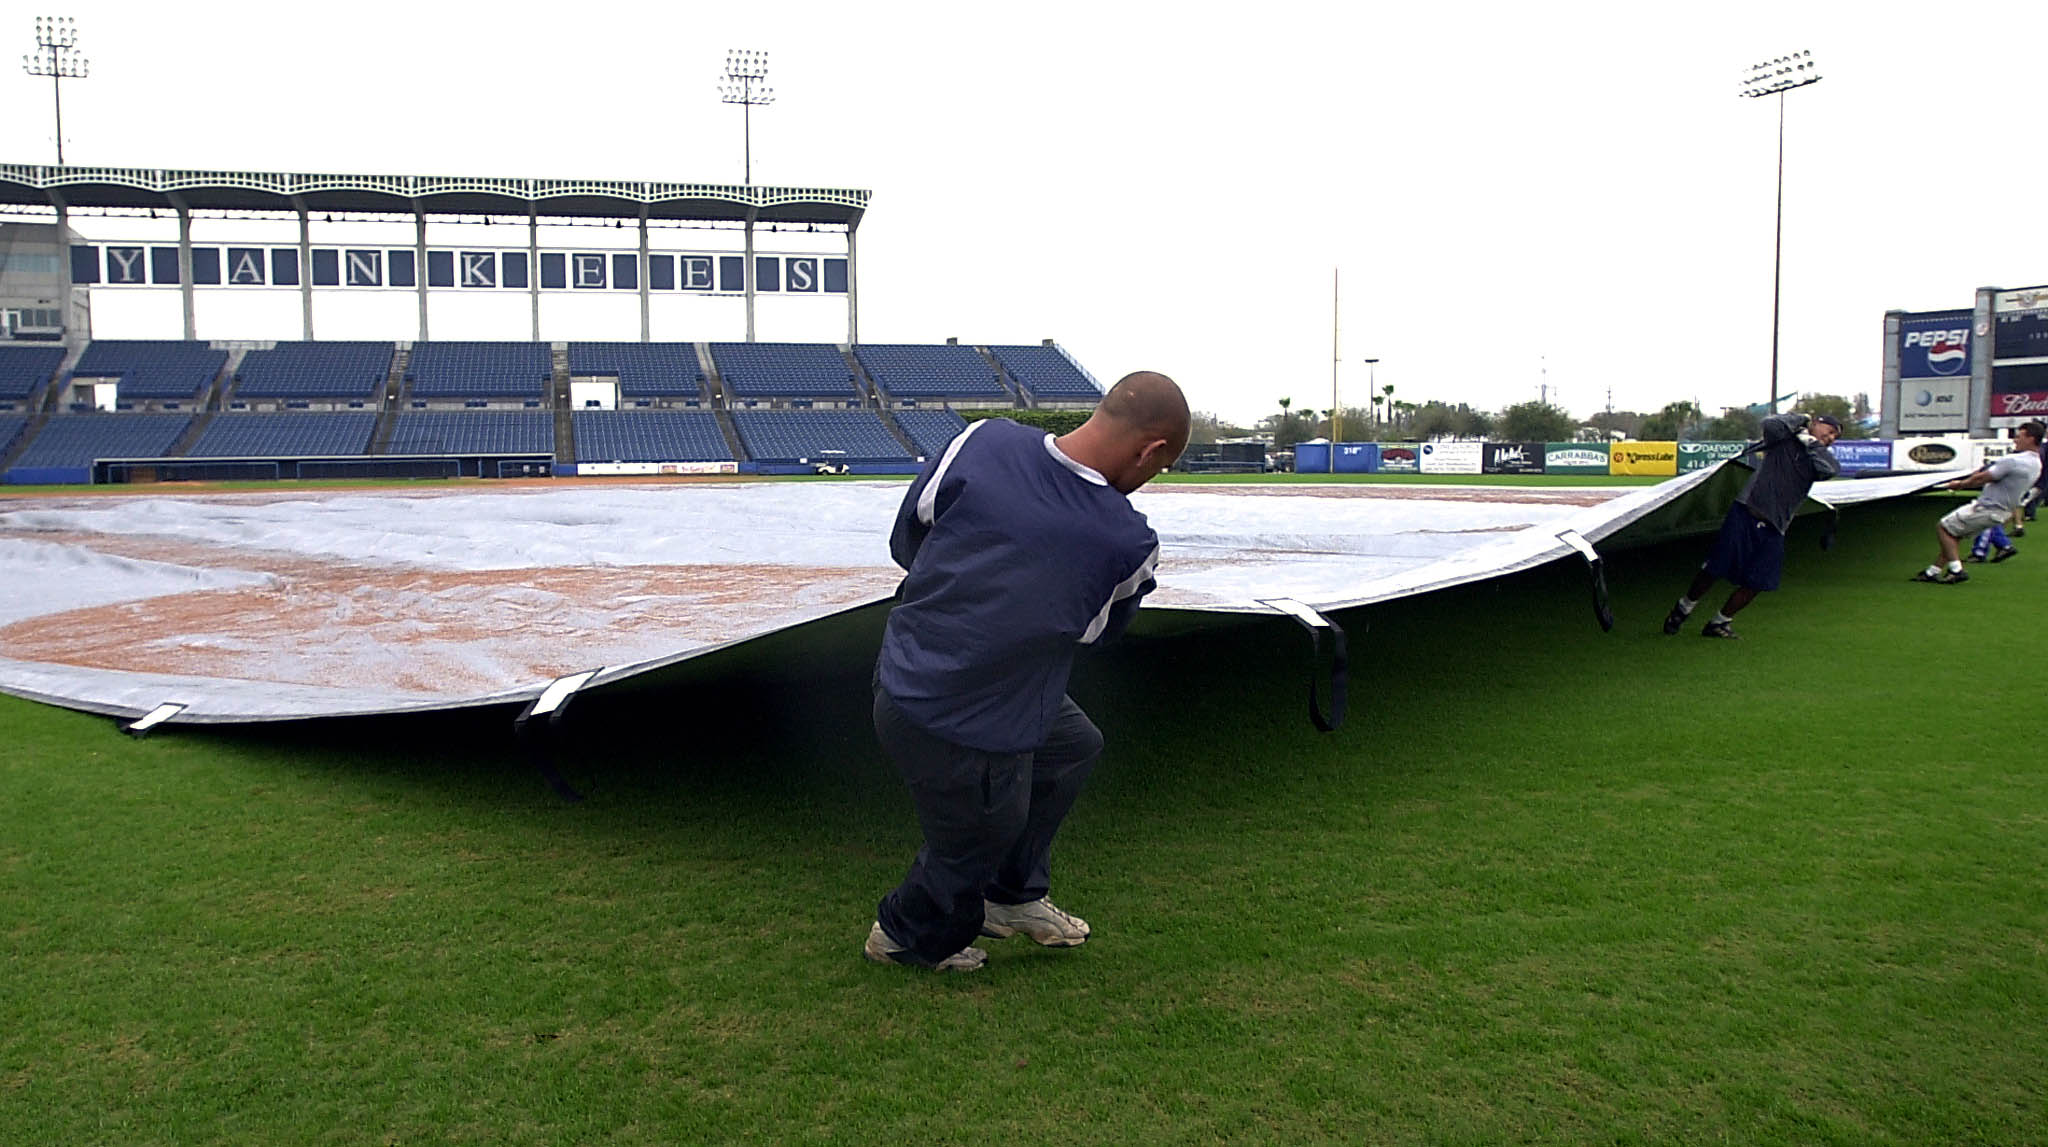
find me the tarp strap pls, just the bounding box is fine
[514,669,600,802]
[1556,530,1614,632]
[1820,503,1841,551]
[123,702,186,738]
[1258,598,1349,733]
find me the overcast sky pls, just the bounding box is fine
[7,0,2045,426]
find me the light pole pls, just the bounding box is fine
[1741,49,1821,415]
[1361,357,1379,439]
[22,16,89,166]
[719,49,775,185]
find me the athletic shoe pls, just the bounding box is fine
[1700,620,1738,639]
[1661,604,1689,636]
[1939,569,1971,584]
[980,897,1091,947]
[1911,570,1944,582]
[1992,546,2020,563]
[1966,552,1988,563]
[863,922,987,972]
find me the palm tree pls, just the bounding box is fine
[1381,384,1396,431]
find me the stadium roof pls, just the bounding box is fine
[0,163,869,225]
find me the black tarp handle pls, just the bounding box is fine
[1260,599,1349,733]
[515,669,600,802]
[1557,531,1614,632]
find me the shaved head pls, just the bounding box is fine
[1097,371,1191,445]
[1056,371,1190,494]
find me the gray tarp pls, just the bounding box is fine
[0,464,1958,725]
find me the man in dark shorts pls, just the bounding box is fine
[865,371,1190,972]
[1662,411,1841,639]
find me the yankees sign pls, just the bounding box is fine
[68,244,848,295]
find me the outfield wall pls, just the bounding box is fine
[1297,437,1997,477]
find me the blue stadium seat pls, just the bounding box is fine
[69,340,227,400]
[188,413,379,457]
[710,343,857,398]
[988,345,1104,399]
[568,342,705,399]
[0,415,29,456]
[235,342,393,399]
[855,344,1005,399]
[10,413,195,468]
[572,410,732,462]
[388,411,553,454]
[408,342,551,399]
[0,346,65,400]
[731,410,911,463]
[893,409,969,456]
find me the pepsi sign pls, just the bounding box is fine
[1898,310,1972,379]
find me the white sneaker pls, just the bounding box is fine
[980,897,1090,947]
[863,922,987,971]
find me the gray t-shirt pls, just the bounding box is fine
[1978,449,2043,514]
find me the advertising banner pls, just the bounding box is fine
[1543,442,1611,475]
[1376,444,1421,473]
[1899,309,1974,380]
[1419,441,1483,474]
[1333,443,1377,473]
[1609,441,1678,476]
[1677,441,1749,473]
[571,461,739,476]
[1830,440,1894,473]
[1990,362,2048,424]
[1900,378,1969,431]
[1889,438,1974,472]
[1481,442,1545,475]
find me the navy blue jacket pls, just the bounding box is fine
[1738,413,1840,534]
[878,418,1161,752]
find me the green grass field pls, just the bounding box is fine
[2,492,2041,1145]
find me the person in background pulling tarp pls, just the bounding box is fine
[1915,420,2044,585]
[865,372,1190,973]
[1663,412,1841,639]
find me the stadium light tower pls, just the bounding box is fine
[22,16,89,166]
[719,49,775,185]
[1741,49,1821,415]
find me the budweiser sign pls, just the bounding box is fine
[1993,391,2048,416]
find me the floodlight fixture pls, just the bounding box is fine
[22,15,89,165]
[719,48,777,185]
[1739,48,1822,414]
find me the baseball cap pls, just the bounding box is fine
[1811,414,1842,432]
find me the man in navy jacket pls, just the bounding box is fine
[866,371,1190,971]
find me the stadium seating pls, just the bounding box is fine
[731,410,911,462]
[0,415,28,456]
[568,342,705,399]
[710,343,857,398]
[855,344,1006,399]
[234,342,393,399]
[387,411,553,455]
[69,340,227,400]
[988,345,1104,399]
[893,408,968,457]
[572,411,732,462]
[407,342,551,398]
[187,413,379,458]
[9,413,195,469]
[0,346,65,401]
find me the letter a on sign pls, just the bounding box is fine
[228,248,265,285]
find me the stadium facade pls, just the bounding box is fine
[0,163,1104,485]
